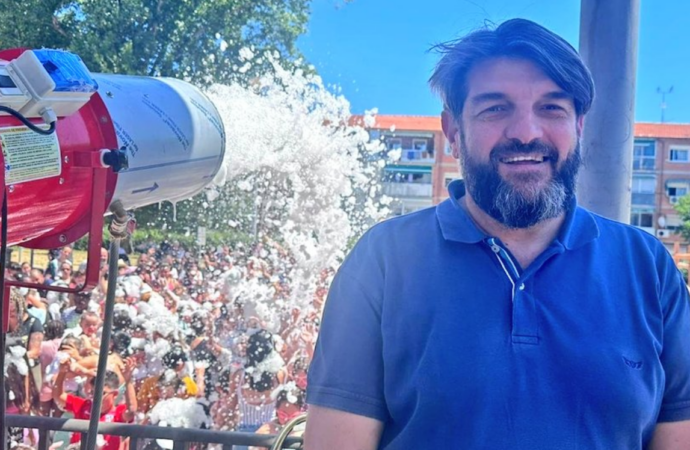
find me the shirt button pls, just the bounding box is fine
[518,283,525,291]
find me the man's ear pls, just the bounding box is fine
[441,109,461,159]
[576,115,585,136]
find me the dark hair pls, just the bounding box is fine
[218,370,232,391]
[111,331,131,356]
[429,18,594,119]
[112,310,132,332]
[190,312,207,336]
[90,370,120,391]
[44,320,66,340]
[60,335,83,351]
[245,329,276,392]
[162,345,188,369]
[275,388,305,409]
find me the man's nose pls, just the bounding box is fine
[504,111,544,144]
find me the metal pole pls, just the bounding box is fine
[83,237,121,450]
[577,0,640,222]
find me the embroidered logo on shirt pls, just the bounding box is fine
[622,356,643,370]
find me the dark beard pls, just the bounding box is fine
[459,137,581,229]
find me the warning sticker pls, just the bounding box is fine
[0,126,61,185]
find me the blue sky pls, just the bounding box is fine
[298,0,688,123]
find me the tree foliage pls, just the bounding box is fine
[674,195,690,242]
[0,0,310,85]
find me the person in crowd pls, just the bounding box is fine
[7,236,320,447]
[57,261,73,283]
[38,320,65,417]
[25,289,48,325]
[249,387,306,450]
[71,311,101,357]
[61,290,91,329]
[45,246,72,282]
[20,262,31,277]
[7,288,43,412]
[138,345,198,414]
[226,330,283,450]
[28,269,49,298]
[53,356,137,450]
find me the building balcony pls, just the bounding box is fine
[398,149,435,164]
[383,182,433,198]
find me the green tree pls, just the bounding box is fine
[675,195,690,242]
[0,0,310,85]
[0,0,314,246]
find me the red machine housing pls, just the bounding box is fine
[0,48,119,330]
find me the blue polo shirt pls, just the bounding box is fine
[307,180,690,449]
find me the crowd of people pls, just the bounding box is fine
[3,239,323,450]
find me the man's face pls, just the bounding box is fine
[445,57,583,229]
[100,387,119,412]
[74,294,90,312]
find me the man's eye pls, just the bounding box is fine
[484,105,506,113]
[543,104,565,111]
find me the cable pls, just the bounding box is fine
[0,189,9,450]
[0,105,55,135]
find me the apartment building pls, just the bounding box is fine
[361,115,690,251]
[361,115,444,215]
[633,123,690,252]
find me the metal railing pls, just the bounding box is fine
[5,414,303,450]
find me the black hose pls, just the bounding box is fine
[0,105,55,135]
[0,189,9,450]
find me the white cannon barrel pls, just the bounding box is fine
[93,74,225,210]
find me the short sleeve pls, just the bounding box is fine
[65,394,85,415]
[30,317,44,334]
[114,404,130,423]
[306,237,389,422]
[657,255,690,422]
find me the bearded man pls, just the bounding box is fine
[304,18,690,450]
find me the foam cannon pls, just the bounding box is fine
[0,48,225,450]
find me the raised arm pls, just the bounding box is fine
[52,360,70,408]
[121,357,138,422]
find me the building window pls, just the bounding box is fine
[668,186,688,196]
[412,139,428,152]
[632,176,655,193]
[630,212,653,228]
[387,138,402,150]
[633,141,656,170]
[670,147,690,162]
[444,142,452,155]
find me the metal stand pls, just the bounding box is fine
[84,201,132,450]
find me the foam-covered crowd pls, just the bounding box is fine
[3,240,323,450]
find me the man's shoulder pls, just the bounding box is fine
[361,206,439,241]
[584,208,665,248]
[65,393,87,412]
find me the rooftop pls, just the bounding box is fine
[352,115,690,140]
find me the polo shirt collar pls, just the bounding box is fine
[436,179,599,249]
